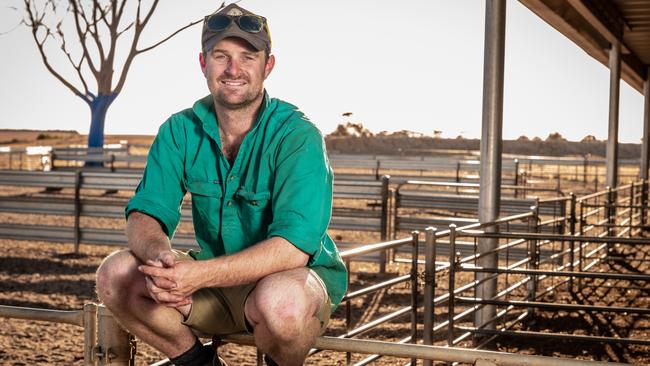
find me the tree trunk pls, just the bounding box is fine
[87,93,118,149]
[85,93,118,167]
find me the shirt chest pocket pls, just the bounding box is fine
[186,181,223,219]
[235,188,271,213]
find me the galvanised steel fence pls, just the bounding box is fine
[418,180,650,362]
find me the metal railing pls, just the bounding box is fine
[0,231,635,366]
[0,170,392,255]
[330,154,520,185]
[0,303,134,365]
[418,181,650,355]
[392,180,565,239]
[332,233,420,365]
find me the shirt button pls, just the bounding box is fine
[229,176,235,181]
[227,200,232,206]
[213,180,219,184]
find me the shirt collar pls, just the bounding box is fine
[192,91,271,144]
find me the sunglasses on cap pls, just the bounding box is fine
[204,13,267,34]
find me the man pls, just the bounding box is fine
[95,4,347,366]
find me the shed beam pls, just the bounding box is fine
[566,0,629,49]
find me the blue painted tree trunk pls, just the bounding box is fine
[87,93,118,148]
[86,93,118,166]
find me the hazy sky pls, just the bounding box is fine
[0,0,646,142]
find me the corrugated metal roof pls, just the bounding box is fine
[616,0,650,64]
[520,0,649,94]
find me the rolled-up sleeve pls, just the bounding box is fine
[125,118,186,238]
[267,124,333,260]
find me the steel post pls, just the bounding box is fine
[607,186,615,239]
[513,159,519,189]
[96,305,135,365]
[410,231,419,366]
[606,42,621,189]
[83,303,98,366]
[527,206,539,319]
[423,227,437,366]
[448,224,457,348]
[583,155,588,185]
[641,69,650,226]
[476,0,506,338]
[569,193,577,291]
[74,170,82,253]
[345,258,351,366]
[629,183,635,237]
[379,175,390,273]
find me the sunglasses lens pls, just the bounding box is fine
[207,15,231,31]
[238,15,264,33]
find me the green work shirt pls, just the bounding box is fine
[125,93,347,311]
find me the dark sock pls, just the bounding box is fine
[170,339,214,366]
[264,355,279,366]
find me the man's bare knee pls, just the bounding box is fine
[96,250,141,304]
[246,269,320,342]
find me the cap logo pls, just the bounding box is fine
[227,8,243,16]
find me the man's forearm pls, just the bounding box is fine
[126,211,173,262]
[199,236,309,288]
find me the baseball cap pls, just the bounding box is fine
[202,3,271,55]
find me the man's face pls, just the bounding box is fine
[200,37,275,110]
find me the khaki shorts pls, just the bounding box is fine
[172,250,332,336]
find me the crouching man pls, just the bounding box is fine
[95,4,346,365]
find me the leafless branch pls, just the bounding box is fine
[70,1,99,78]
[116,0,127,22]
[136,18,202,54]
[138,0,159,29]
[24,0,89,103]
[90,0,110,61]
[0,20,22,35]
[56,20,90,95]
[116,21,134,38]
[24,0,203,101]
[114,0,158,93]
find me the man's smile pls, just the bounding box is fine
[221,80,247,86]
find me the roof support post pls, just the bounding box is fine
[475,0,506,341]
[606,42,621,189]
[641,69,650,226]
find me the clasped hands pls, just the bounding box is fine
[138,250,202,309]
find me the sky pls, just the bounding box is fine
[0,0,646,143]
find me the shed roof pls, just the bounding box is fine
[519,0,649,93]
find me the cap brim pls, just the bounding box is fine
[203,27,267,54]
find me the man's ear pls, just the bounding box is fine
[264,54,275,79]
[199,52,207,75]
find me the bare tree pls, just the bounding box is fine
[22,0,205,150]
